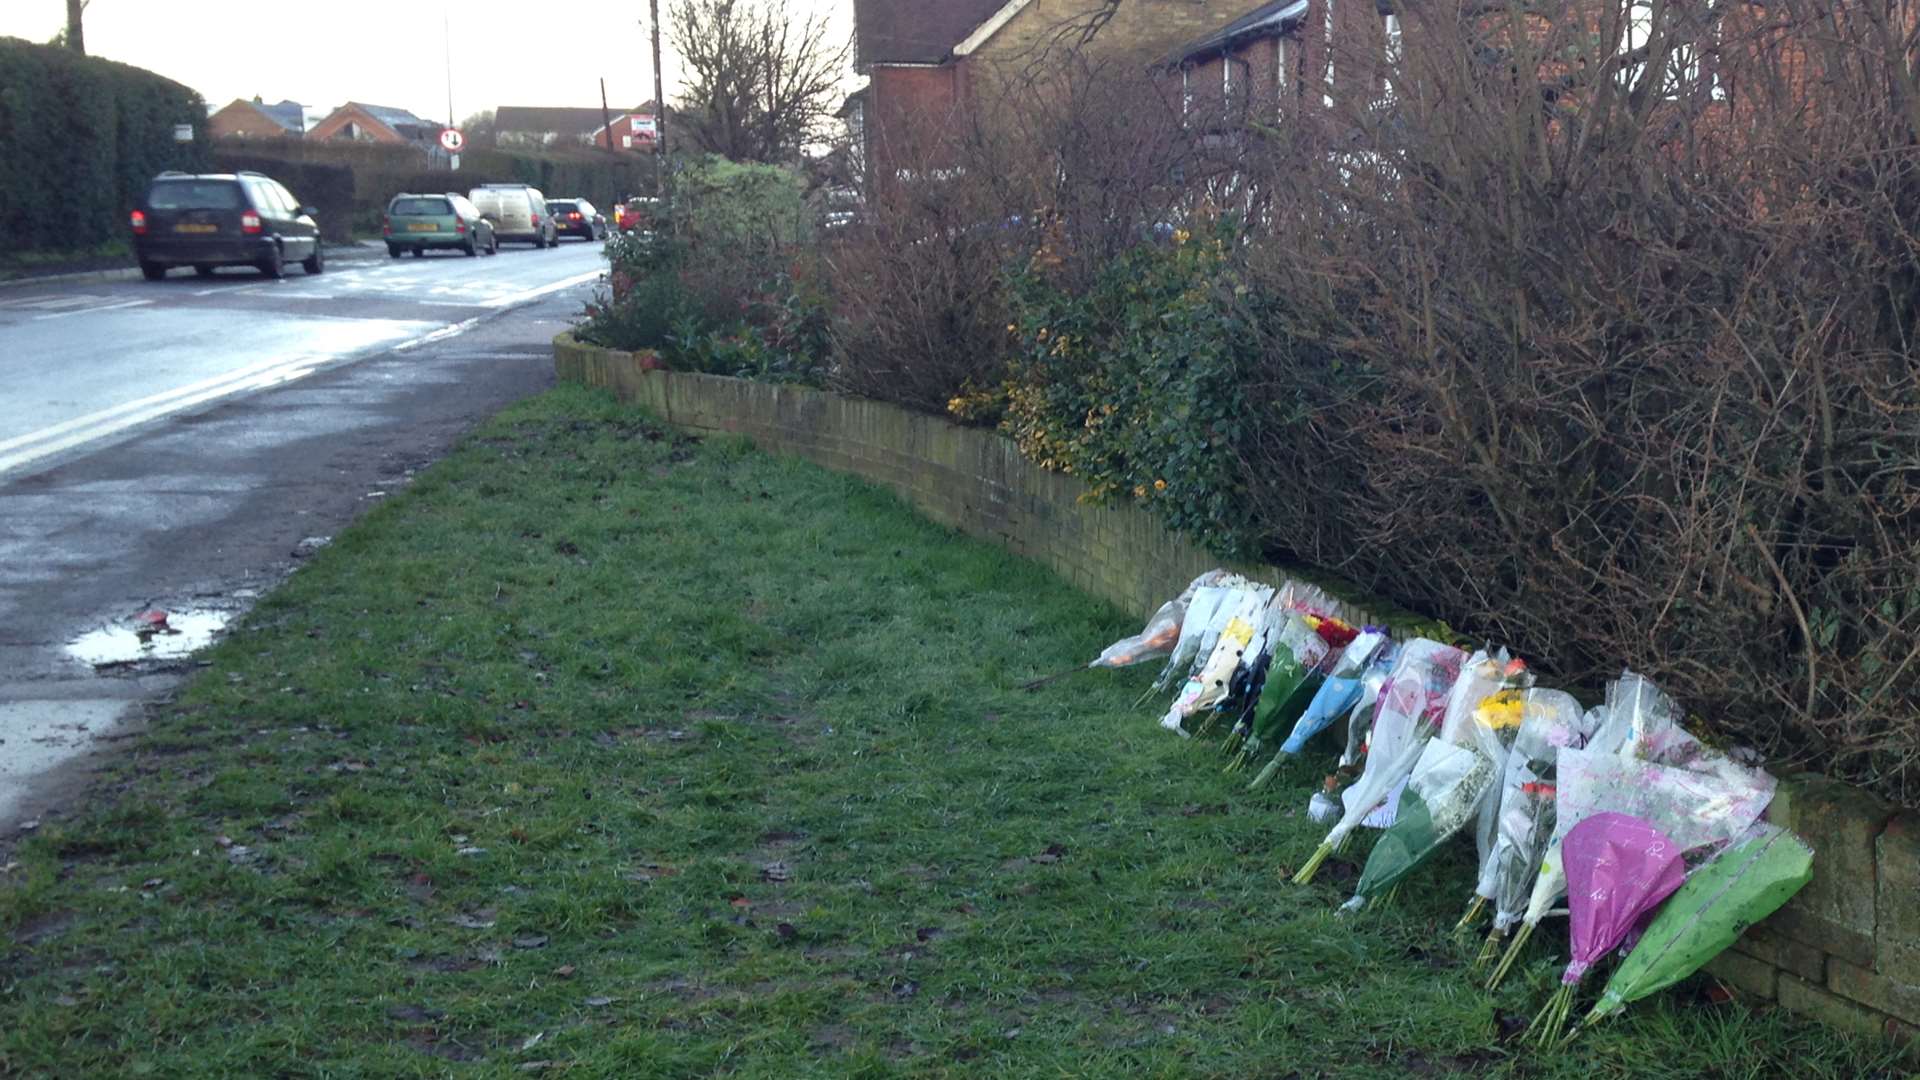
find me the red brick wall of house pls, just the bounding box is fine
[306,105,406,145]
[866,63,971,187]
[208,101,290,140]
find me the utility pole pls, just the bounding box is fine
[444,11,455,131]
[600,77,618,205]
[65,0,86,55]
[650,0,668,170]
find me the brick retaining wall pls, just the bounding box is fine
[555,333,1919,1048]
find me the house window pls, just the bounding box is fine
[622,135,633,148]
[1277,36,1290,114]
[1323,0,1336,107]
[1383,13,1401,99]
[1182,65,1193,117]
[1620,1,1725,100]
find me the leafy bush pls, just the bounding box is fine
[0,37,208,255]
[577,157,828,383]
[991,218,1262,556]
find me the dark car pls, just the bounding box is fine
[131,170,323,280]
[547,199,606,242]
[384,193,498,257]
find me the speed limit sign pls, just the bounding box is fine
[439,128,465,153]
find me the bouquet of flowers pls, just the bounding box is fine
[1232,614,1361,778]
[1148,575,1263,697]
[1527,812,1687,1045]
[1290,638,1466,885]
[1338,645,1400,769]
[1489,673,1776,988]
[1579,823,1812,1032]
[1461,689,1596,967]
[1157,584,1272,735]
[1338,650,1531,912]
[1089,569,1236,670]
[1247,628,1391,790]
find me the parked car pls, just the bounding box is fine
[614,196,660,233]
[131,170,323,280]
[468,184,555,248]
[546,199,606,241]
[384,193,498,257]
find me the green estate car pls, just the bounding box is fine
[383,193,497,258]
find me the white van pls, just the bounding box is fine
[468,184,556,248]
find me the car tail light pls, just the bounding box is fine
[456,219,467,233]
[531,213,541,225]
[570,212,582,220]
[130,209,148,235]
[382,215,392,236]
[241,209,263,234]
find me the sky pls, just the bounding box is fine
[0,0,858,127]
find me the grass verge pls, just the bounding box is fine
[0,385,1904,1078]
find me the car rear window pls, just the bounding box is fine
[148,181,242,210]
[548,201,576,214]
[392,197,454,215]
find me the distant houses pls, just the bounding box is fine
[495,104,662,151]
[207,98,307,139]
[208,95,662,157]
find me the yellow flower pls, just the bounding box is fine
[1133,485,1147,498]
[1007,322,1018,334]
[1172,228,1191,245]
[1153,479,1167,491]
[1475,690,1527,730]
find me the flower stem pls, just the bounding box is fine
[1472,927,1506,973]
[1247,752,1284,791]
[1453,896,1487,937]
[1292,841,1334,885]
[1486,921,1534,990]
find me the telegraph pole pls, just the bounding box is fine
[600,77,618,206]
[650,0,667,167]
[65,0,86,54]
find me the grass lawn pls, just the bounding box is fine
[0,385,1905,1078]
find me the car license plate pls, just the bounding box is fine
[173,223,217,234]
[407,223,439,232]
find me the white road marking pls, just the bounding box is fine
[32,298,152,320]
[0,314,472,477]
[0,258,599,476]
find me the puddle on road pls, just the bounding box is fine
[66,609,232,668]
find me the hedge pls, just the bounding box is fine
[213,138,660,241]
[0,37,208,254]
[823,2,1920,806]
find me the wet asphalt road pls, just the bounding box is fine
[0,238,610,825]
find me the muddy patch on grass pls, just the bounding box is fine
[11,909,80,946]
[810,1024,859,1054]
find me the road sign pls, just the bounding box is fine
[439,128,465,153]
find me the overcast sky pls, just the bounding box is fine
[0,0,857,126]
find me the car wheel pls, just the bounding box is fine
[486,232,498,255]
[258,244,284,279]
[464,237,478,257]
[302,243,324,275]
[140,261,167,281]
[387,244,402,258]
[194,265,216,278]
[411,247,425,258]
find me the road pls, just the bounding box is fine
[0,239,609,826]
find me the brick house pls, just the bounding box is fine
[848,0,1257,189]
[207,97,306,140]
[306,102,441,146]
[587,104,664,152]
